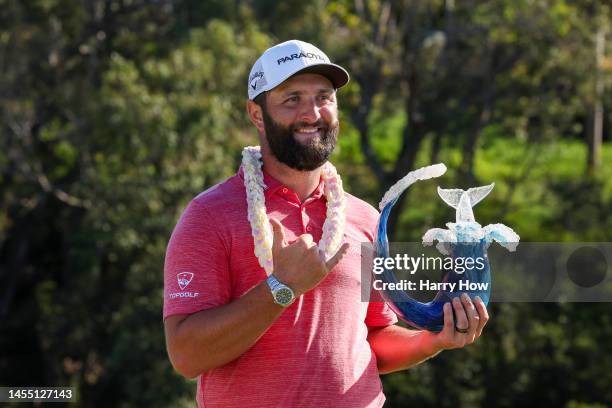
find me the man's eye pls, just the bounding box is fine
[285,96,299,103]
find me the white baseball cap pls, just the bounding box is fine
[247,40,350,100]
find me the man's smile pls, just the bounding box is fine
[294,126,323,139]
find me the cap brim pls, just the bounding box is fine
[289,63,350,89]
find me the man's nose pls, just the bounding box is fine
[298,98,321,123]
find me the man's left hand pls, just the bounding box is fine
[368,292,490,374]
[429,293,489,351]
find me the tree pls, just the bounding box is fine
[1,2,269,405]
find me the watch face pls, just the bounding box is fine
[275,287,294,305]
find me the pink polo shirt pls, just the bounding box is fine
[163,166,397,408]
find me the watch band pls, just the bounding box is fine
[266,275,295,306]
[266,275,282,291]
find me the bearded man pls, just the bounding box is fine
[163,40,489,408]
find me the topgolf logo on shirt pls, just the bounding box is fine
[177,272,194,290]
[169,272,199,300]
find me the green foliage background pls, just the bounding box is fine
[0,0,610,407]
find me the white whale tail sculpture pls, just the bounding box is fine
[437,183,495,223]
[423,183,520,255]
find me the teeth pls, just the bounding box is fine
[296,128,319,133]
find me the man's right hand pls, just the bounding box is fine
[270,218,349,297]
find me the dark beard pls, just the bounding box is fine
[262,109,339,171]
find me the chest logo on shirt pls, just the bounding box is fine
[177,272,194,290]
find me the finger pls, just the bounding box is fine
[269,218,286,253]
[324,242,350,271]
[452,297,469,333]
[443,302,454,334]
[461,293,479,341]
[297,233,314,248]
[473,296,489,337]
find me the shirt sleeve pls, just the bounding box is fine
[163,199,231,320]
[365,286,398,327]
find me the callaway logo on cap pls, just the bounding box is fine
[247,40,350,100]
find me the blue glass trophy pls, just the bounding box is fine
[374,164,520,332]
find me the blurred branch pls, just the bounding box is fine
[3,108,92,210]
[587,26,606,175]
[36,173,92,209]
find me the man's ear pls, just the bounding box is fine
[246,100,265,133]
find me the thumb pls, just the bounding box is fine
[269,218,286,253]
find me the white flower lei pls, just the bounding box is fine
[241,146,346,275]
